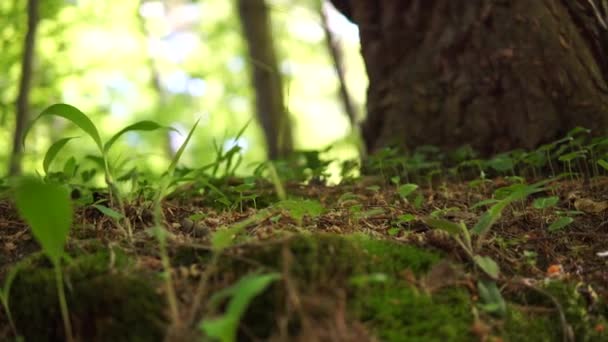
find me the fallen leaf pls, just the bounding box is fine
[574,198,608,214]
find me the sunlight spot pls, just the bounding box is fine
[187,78,207,97]
[139,1,165,19]
[227,57,245,73]
[223,137,249,154]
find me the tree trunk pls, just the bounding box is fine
[9,0,39,175]
[321,0,358,127]
[237,0,293,160]
[331,0,608,156]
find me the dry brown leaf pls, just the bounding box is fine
[574,198,608,214]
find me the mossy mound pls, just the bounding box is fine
[504,281,608,341]
[185,233,473,340]
[9,251,166,342]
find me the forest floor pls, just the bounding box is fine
[0,174,607,341]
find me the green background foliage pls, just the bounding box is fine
[0,0,367,179]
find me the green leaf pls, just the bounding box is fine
[25,104,103,152]
[473,255,500,279]
[558,151,586,162]
[349,273,389,287]
[423,217,462,235]
[43,137,79,174]
[104,120,174,153]
[200,272,280,342]
[274,199,324,225]
[63,157,78,177]
[388,227,401,236]
[92,204,124,220]
[532,196,559,209]
[210,226,240,251]
[598,159,608,171]
[397,183,418,198]
[396,213,416,223]
[167,119,200,175]
[472,211,496,236]
[471,198,499,210]
[477,280,507,317]
[14,177,72,265]
[210,212,265,251]
[486,154,513,172]
[548,216,574,232]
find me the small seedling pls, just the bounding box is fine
[24,103,176,240]
[274,199,324,226]
[14,176,74,342]
[477,279,507,317]
[532,196,559,228]
[199,272,280,342]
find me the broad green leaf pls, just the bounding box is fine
[486,154,513,172]
[473,255,500,279]
[396,213,416,223]
[274,199,324,225]
[598,159,608,171]
[63,157,78,177]
[472,211,496,236]
[423,217,462,235]
[43,137,78,174]
[200,272,280,342]
[477,280,507,317]
[388,227,401,236]
[92,204,124,220]
[397,183,418,198]
[548,216,574,232]
[104,120,174,153]
[532,196,559,209]
[566,126,591,137]
[25,104,103,152]
[14,177,72,265]
[558,151,586,163]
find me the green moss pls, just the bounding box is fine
[503,309,557,341]
[502,281,607,341]
[195,233,461,340]
[9,250,166,342]
[349,233,440,274]
[352,285,473,341]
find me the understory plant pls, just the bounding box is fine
[24,103,175,240]
[13,176,74,341]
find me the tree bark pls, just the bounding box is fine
[331,0,608,156]
[237,0,293,160]
[9,0,39,175]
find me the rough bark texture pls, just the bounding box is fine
[237,0,293,160]
[9,0,39,175]
[331,0,608,156]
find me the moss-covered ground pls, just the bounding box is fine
[0,171,607,341]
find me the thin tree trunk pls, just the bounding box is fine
[320,0,358,127]
[9,0,39,176]
[237,0,293,160]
